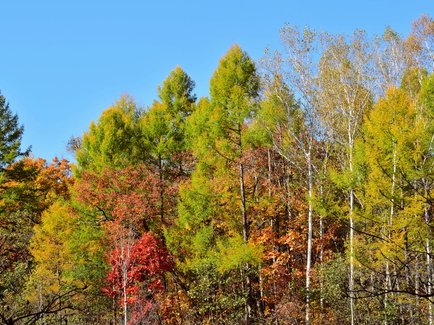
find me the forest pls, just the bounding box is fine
[0,15,433,325]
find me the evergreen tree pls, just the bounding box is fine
[0,92,28,170]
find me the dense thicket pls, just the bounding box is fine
[0,16,433,325]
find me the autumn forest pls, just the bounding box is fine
[0,15,433,325]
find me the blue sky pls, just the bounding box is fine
[1,1,433,161]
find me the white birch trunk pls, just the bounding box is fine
[306,149,313,325]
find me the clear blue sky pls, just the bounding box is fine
[1,1,433,161]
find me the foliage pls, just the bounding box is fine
[75,95,141,174]
[0,158,73,324]
[0,92,28,170]
[2,16,434,324]
[103,231,173,323]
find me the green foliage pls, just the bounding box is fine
[165,46,262,322]
[401,67,427,98]
[210,45,259,109]
[141,66,196,165]
[166,167,218,269]
[3,18,434,324]
[418,72,434,128]
[0,158,74,323]
[67,203,108,287]
[319,255,350,322]
[250,74,301,149]
[76,95,140,174]
[189,44,259,163]
[0,92,28,169]
[158,65,196,116]
[350,85,434,323]
[215,234,262,273]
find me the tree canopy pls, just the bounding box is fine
[1,16,434,325]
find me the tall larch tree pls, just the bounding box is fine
[140,66,196,224]
[357,86,433,323]
[169,45,262,323]
[75,95,140,174]
[208,44,260,323]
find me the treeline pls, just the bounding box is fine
[0,15,433,325]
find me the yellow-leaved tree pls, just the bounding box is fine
[26,201,80,323]
[356,86,433,323]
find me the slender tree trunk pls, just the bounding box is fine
[415,255,420,312]
[56,261,62,325]
[267,149,280,324]
[425,175,433,325]
[349,188,355,325]
[121,242,128,325]
[306,149,313,325]
[384,145,397,325]
[384,260,389,325]
[426,236,432,325]
[348,124,355,325]
[112,294,117,325]
[319,202,324,311]
[404,231,414,322]
[238,124,255,323]
[158,154,165,224]
[349,132,355,325]
[240,162,248,242]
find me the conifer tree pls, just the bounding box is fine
[357,86,433,323]
[169,45,262,323]
[75,95,140,174]
[140,67,196,223]
[0,92,28,170]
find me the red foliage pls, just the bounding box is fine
[102,232,173,314]
[75,165,160,230]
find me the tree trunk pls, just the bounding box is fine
[349,188,355,325]
[158,154,165,224]
[238,124,255,323]
[122,243,128,325]
[348,122,355,325]
[424,174,433,325]
[240,162,248,242]
[305,149,313,325]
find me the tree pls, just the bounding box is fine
[0,92,28,170]
[318,30,373,325]
[268,25,323,324]
[103,230,173,325]
[168,46,262,323]
[158,66,196,118]
[75,95,140,174]
[355,86,433,323]
[73,164,173,323]
[0,158,73,324]
[405,14,434,73]
[74,164,161,232]
[208,44,259,245]
[204,44,261,322]
[25,201,81,324]
[373,27,410,95]
[139,66,196,223]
